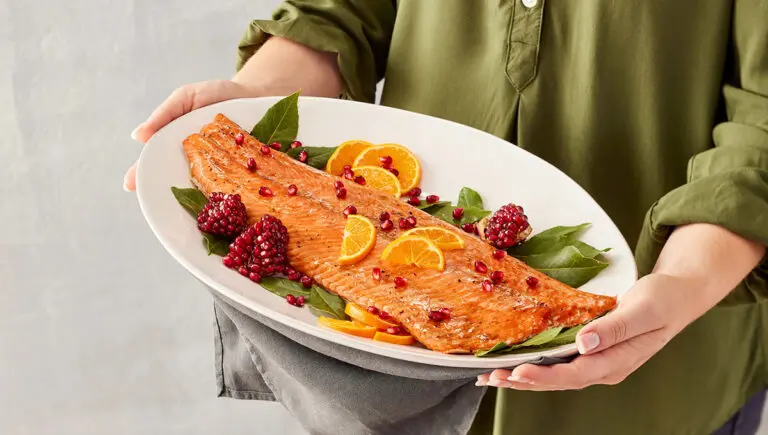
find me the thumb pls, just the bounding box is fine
[575,294,661,355]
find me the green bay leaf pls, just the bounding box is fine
[522,246,609,287]
[509,223,591,257]
[287,146,337,169]
[258,277,312,298]
[457,187,484,209]
[545,325,585,347]
[309,286,347,320]
[250,91,300,150]
[202,233,230,256]
[427,203,490,225]
[415,200,451,210]
[475,327,564,357]
[171,186,208,217]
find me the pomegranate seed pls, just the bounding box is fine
[428,310,446,322]
[406,187,422,197]
[222,256,235,267]
[354,175,366,185]
[386,326,402,335]
[295,295,306,307]
[286,294,296,305]
[258,186,273,197]
[287,269,301,281]
[513,214,527,225]
[334,180,345,189]
[474,260,488,274]
[246,158,258,171]
[260,145,271,155]
[367,305,379,314]
[407,196,421,206]
[379,155,393,168]
[526,276,539,288]
[343,165,352,172]
[372,267,382,281]
[234,133,245,146]
[490,270,504,284]
[379,311,392,320]
[379,211,391,221]
[301,275,313,288]
[426,195,439,203]
[269,142,282,150]
[452,208,464,220]
[492,249,506,260]
[238,266,249,276]
[336,187,348,199]
[287,184,298,196]
[389,168,399,176]
[290,140,302,149]
[405,216,417,227]
[343,205,357,217]
[439,307,451,318]
[298,150,309,163]
[344,171,355,180]
[394,276,408,288]
[481,279,494,292]
[398,218,408,229]
[462,223,477,234]
[381,219,394,232]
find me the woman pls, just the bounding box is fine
[124,1,768,433]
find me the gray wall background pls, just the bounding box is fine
[1,0,765,434]
[0,0,308,434]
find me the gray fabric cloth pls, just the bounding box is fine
[210,291,573,435]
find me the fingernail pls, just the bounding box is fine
[122,180,131,192]
[475,379,487,387]
[577,331,600,354]
[487,379,513,388]
[130,126,140,141]
[507,373,532,384]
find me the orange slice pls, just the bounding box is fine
[338,215,376,265]
[318,317,377,338]
[400,226,465,251]
[345,302,399,330]
[351,166,402,197]
[381,236,446,271]
[373,331,415,345]
[352,144,421,194]
[325,140,373,175]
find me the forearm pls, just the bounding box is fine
[233,37,343,98]
[653,223,765,318]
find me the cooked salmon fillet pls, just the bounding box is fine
[182,114,617,353]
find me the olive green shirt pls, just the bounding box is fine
[237,1,768,433]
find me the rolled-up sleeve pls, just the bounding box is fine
[237,0,396,102]
[636,1,768,299]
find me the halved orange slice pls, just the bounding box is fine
[345,302,399,330]
[373,331,415,345]
[400,226,465,250]
[325,140,373,175]
[352,144,421,194]
[351,166,402,197]
[318,317,377,338]
[338,215,376,265]
[381,235,446,271]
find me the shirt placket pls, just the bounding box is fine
[505,0,546,92]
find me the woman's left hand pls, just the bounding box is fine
[476,223,766,391]
[477,273,692,390]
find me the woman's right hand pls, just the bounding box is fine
[123,79,263,191]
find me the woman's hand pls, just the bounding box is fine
[477,223,765,391]
[123,80,262,191]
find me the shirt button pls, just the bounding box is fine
[522,0,537,8]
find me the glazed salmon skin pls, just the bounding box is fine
[183,114,617,354]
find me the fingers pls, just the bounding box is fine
[503,330,665,390]
[576,283,665,355]
[123,162,137,191]
[132,85,196,143]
